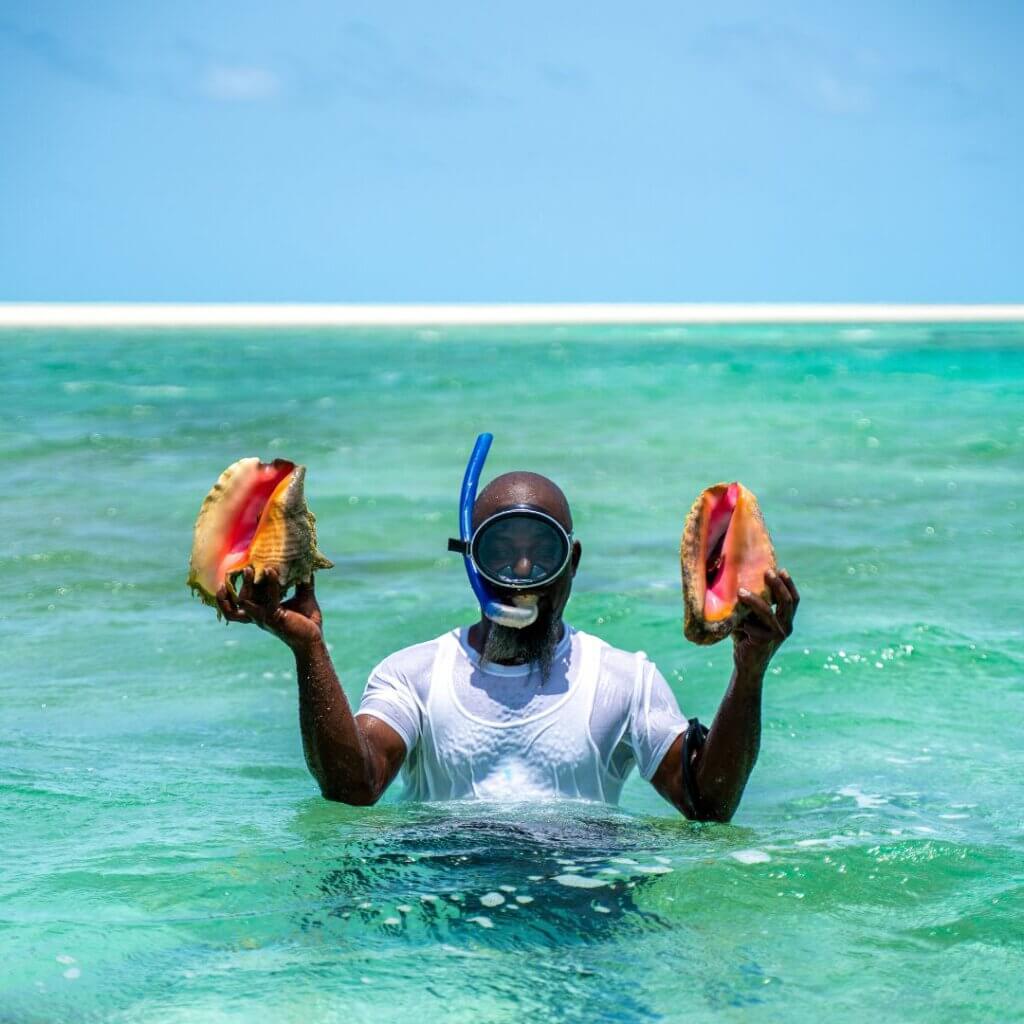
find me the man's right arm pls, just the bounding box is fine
[217,567,406,805]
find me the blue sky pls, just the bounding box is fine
[1,2,1021,302]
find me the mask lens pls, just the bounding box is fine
[473,514,569,587]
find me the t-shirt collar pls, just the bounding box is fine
[455,623,574,676]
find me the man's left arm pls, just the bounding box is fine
[652,569,800,822]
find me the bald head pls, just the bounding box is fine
[473,472,573,531]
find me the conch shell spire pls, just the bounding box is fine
[187,457,333,613]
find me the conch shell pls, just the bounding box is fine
[681,482,776,645]
[187,457,333,610]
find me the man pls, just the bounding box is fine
[217,469,798,821]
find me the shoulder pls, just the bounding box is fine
[369,631,451,689]
[573,628,658,693]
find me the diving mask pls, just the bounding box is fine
[451,507,574,591]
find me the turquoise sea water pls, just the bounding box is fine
[3,323,1023,1023]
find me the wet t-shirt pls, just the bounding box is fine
[356,626,689,804]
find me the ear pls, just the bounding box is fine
[570,539,582,576]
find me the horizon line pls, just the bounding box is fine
[1,302,1023,327]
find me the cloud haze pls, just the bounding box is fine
[201,64,281,101]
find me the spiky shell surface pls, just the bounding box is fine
[681,482,776,646]
[187,457,333,610]
[246,466,334,590]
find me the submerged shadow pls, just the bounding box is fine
[289,800,703,949]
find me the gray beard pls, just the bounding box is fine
[481,610,562,683]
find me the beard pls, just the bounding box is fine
[481,604,562,683]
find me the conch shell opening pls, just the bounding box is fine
[187,457,333,611]
[681,482,776,645]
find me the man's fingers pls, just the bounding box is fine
[738,589,786,639]
[239,567,256,603]
[216,586,251,623]
[216,584,240,618]
[216,592,237,621]
[766,571,794,634]
[240,567,284,610]
[236,597,258,619]
[257,567,283,608]
[735,620,775,644]
[779,569,800,608]
[237,596,269,625]
[291,579,319,611]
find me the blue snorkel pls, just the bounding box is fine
[455,433,539,629]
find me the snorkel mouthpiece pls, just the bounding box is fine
[488,599,539,629]
[457,433,539,629]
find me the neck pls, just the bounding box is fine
[467,617,566,663]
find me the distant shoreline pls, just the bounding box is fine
[1,303,1023,327]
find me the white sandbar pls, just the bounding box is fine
[1,303,1023,328]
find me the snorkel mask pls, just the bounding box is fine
[447,434,574,629]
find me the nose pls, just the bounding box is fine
[513,554,533,579]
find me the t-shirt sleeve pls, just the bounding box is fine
[628,655,689,780]
[355,658,422,755]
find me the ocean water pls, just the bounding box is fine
[2,323,1023,1023]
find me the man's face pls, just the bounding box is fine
[480,541,580,681]
[470,470,581,680]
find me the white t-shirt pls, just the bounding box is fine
[355,625,689,804]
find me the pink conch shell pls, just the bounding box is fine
[681,482,776,645]
[187,457,333,611]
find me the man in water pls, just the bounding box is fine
[217,471,798,820]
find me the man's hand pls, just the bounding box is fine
[216,567,324,653]
[734,569,800,675]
